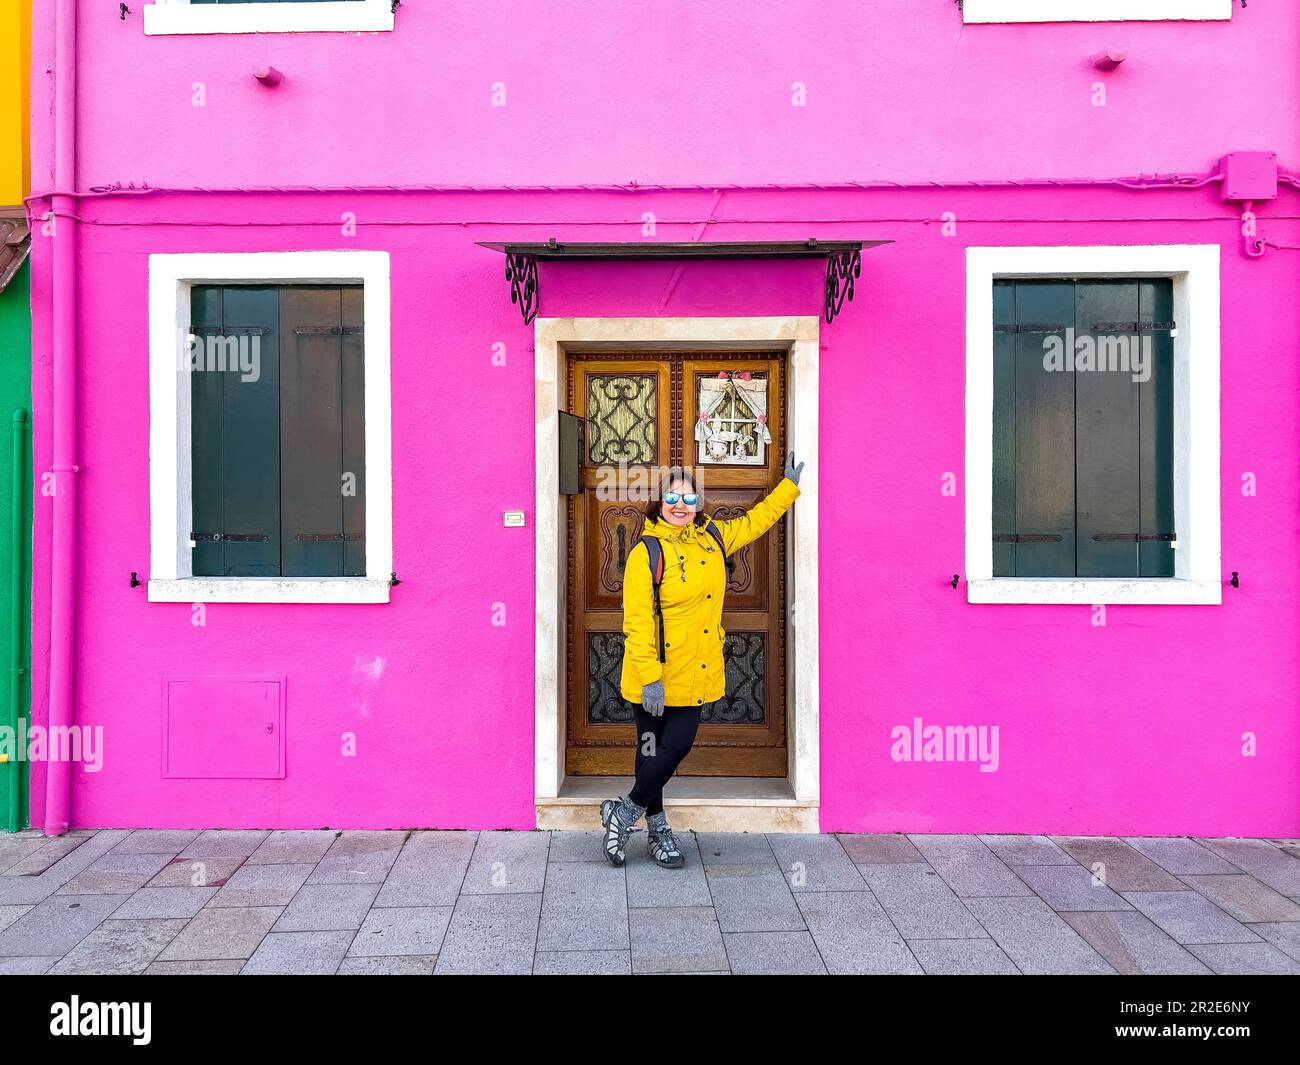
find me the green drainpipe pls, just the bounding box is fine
[6,409,26,832]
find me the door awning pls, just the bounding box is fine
[477,238,891,325]
[0,211,31,294]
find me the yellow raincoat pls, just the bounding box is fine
[620,477,800,707]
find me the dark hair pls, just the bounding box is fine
[644,466,709,528]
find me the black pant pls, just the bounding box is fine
[628,702,704,816]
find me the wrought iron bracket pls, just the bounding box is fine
[824,249,862,324]
[505,253,540,325]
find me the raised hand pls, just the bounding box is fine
[784,450,805,485]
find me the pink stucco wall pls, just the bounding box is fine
[22,2,1300,834]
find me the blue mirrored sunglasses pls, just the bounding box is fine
[662,492,698,507]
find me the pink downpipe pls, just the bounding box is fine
[44,0,78,836]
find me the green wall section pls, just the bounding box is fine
[0,263,32,832]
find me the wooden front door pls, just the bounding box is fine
[565,352,788,777]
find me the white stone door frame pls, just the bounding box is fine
[534,317,821,813]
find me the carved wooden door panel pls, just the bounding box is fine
[566,352,788,777]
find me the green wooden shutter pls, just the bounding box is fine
[992,282,1017,577]
[220,287,282,576]
[1075,281,1141,578]
[1138,280,1176,577]
[340,287,367,577]
[1004,282,1076,577]
[190,286,281,577]
[190,286,225,577]
[279,287,366,578]
[992,278,1175,579]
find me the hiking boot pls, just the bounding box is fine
[646,813,685,869]
[599,796,643,867]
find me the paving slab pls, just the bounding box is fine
[242,930,355,975]
[1195,839,1300,896]
[0,956,60,974]
[180,831,269,859]
[907,835,1032,898]
[0,893,131,957]
[112,887,217,920]
[1012,863,1133,912]
[978,835,1075,866]
[49,918,188,975]
[857,863,986,939]
[724,930,826,974]
[434,892,541,975]
[0,836,56,874]
[348,906,453,957]
[1123,891,1261,945]
[965,896,1114,974]
[1250,922,1300,963]
[337,955,439,975]
[1122,837,1238,875]
[1178,874,1300,924]
[696,832,777,867]
[1051,837,1186,891]
[373,831,476,907]
[0,904,31,933]
[1186,942,1300,975]
[767,833,867,892]
[209,863,315,908]
[796,890,923,974]
[114,830,203,855]
[245,831,338,866]
[460,831,549,895]
[835,833,925,865]
[546,831,607,863]
[157,906,283,961]
[148,855,245,889]
[309,832,405,885]
[5,830,130,892]
[707,864,805,933]
[1060,911,1211,975]
[3,835,89,876]
[534,949,633,975]
[55,851,176,896]
[625,835,712,908]
[629,906,728,974]
[143,959,246,975]
[273,883,379,932]
[538,859,628,951]
[908,938,1020,975]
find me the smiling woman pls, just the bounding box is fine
[601,453,803,868]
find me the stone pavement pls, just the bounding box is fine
[1,828,1299,975]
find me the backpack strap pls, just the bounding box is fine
[638,536,667,664]
[704,519,735,578]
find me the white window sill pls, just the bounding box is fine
[143,1,395,36]
[963,0,1232,22]
[149,577,391,604]
[967,578,1223,606]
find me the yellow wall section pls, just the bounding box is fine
[0,0,31,204]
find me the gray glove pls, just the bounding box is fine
[784,450,805,486]
[641,679,666,717]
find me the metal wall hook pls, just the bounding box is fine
[1230,571,1240,589]
[120,3,130,20]
[130,571,140,588]
[951,574,960,589]
[389,571,401,587]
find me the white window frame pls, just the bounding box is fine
[965,244,1222,606]
[148,251,393,604]
[963,0,1232,23]
[143,0,395,36]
